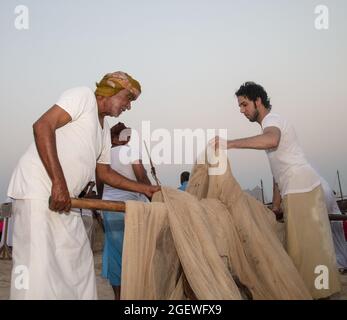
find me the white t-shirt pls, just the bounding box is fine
[103,145,148,202]
[261,113,320,196]
[7,87,111,200]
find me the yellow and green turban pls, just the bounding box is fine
[95,71,141,98]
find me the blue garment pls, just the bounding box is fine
[101,192,148,286]
[178,181,188,191]
[101,211,125,286]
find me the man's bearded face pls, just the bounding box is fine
[237,96,259,122]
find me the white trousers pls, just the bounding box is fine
[10,199,97,300]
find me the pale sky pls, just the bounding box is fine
[1,0,347,202]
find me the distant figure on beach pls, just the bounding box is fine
[178,171,190,191]
[211,81,341,299]
[7,72,160,300]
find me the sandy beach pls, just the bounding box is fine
[1,220,346,300]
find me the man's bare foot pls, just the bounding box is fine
[112,285,121,300]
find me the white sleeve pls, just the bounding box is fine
[55,87,93,121]
[97,121,111,164]
[262,114,283,131]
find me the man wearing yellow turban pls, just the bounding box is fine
[94,71,142,118]
[95,71,141,99]
[8,71,160,299]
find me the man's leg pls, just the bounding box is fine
[102,212,124,299]
[10,200,31,299]
[283,186,341,299]
[10,199,97,299]
[112,285,121,300]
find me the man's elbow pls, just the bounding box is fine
[263,129,281,150]
[97,165,115,186]
[271,138,280,149]
[33,120,38,132]
[96,166,107,184]
[32,119,44,138]
[266,133,280,149]
[265,139,279,150]
[33,117,51,133]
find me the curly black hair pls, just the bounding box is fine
[180,171,190,184]
[235,82,272,110]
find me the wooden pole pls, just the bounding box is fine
[260,179,265,204]
[328,214,347,221]
[70,198,125,212]
[48,198,126,213]
[144,141,161,187]
[337,170,344,201]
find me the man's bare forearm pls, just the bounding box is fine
[135,173,152,186]
[227,133,277,150]
[96,164,147,194]
[140,175,152,186]
[132,163,152,185]
[33,121,67,187]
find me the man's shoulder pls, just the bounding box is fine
[62,86,94,97]
[55,87,96,121]
[265,112,288,123]
[262,112,281,124]
[261,112,288,132]
[265,112,282,120]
